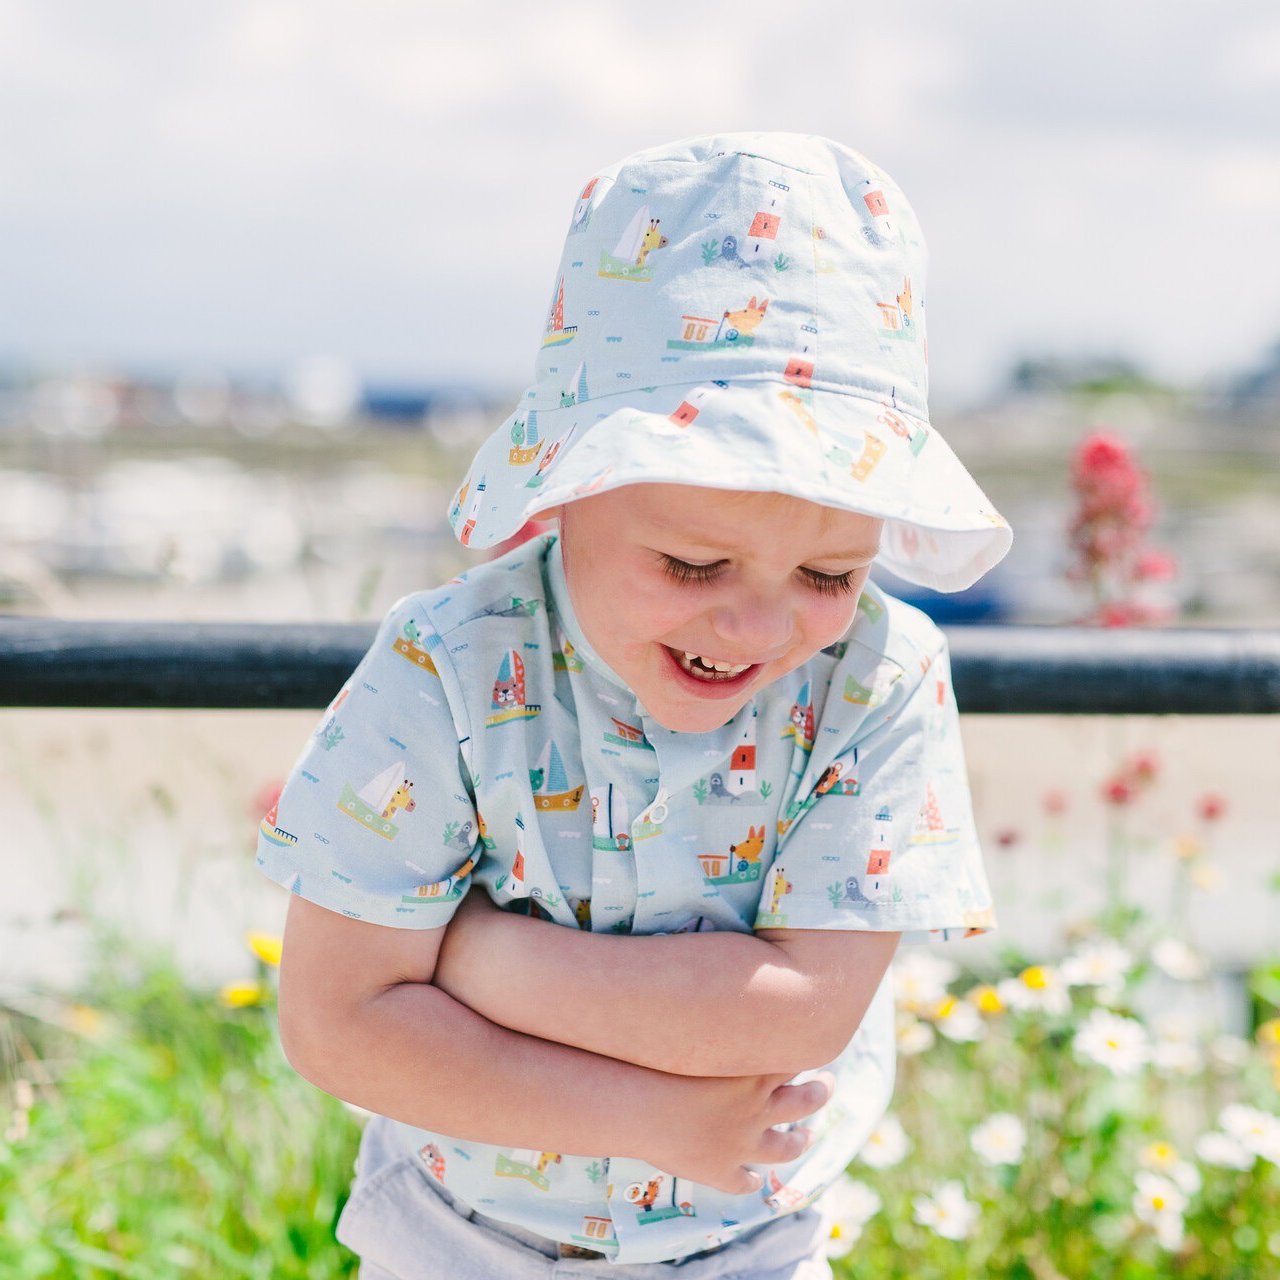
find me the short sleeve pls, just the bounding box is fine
[256,595,480,928]
[756,637,995,944]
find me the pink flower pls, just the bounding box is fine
[252,778,283,820]
[1134,551,1179,582]
[1197,793,1227,823]
[1128,751,1160,784]
[1042,789,1069,816]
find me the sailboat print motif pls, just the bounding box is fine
[598,206,668,282]
[525,425,576,490]
[532,740,585,811]
[508,410,543,467]
[485,650,542,727]
[542,276,577,347]
[337,762,416,841]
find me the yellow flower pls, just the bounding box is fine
[246,931,283,967]
[932,996,958,1021]
[219,981,267,1008]
[1172,833,1202,862]
[1190,861,1221,891]
[67,1004,107,1038]
[1256,1019,1280,1048]
[967,984,1005,1015]
[1020,966,1049,990]
[1140,1141,1179,1171]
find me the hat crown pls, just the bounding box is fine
[532,132,928,417]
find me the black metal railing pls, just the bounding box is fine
[0,620,1277,714]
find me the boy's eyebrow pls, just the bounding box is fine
[671,536,880,562]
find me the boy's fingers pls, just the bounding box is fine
[769,1074,834,1122]
[758,1125,813,1166]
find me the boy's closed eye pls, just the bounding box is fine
[657,553,864,598]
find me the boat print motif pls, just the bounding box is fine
[337,761,416,841]
[598,205,668,282]
[402,851,477,904]
[392,615,439,674]
[258,799,297,849]
[603,716,654,752]
[495,1149,563,1191]
[531,739,585,811]
[667,296,768,351]
[590,785,631,852]
[485,649,542,727]
[508,409,544,466]
[624,1173,696,1226]
[542,276,577,347]
[697,824,766,886]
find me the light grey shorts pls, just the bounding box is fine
[335,1123,834,1279]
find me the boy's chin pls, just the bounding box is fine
[644,695,749,735]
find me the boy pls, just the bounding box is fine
[258,132,1011,1277]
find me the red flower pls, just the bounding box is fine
[1197,792,1227,822]
[995,828,1021,848]
[1103,777,1134,806]
[1134,550,1178,582]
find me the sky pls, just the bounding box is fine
[3,0,1279,407]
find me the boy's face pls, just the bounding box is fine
[553,484,884,734]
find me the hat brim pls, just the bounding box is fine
[450,379,1011,593]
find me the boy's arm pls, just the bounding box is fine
[432,891,899,1078]
[277,894,831,1195]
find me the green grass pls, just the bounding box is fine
[0,928,362,1280]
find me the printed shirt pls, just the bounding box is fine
[256,533,995,1265]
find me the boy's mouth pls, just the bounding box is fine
[661,645,761,695]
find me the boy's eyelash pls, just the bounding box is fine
[658,555,858,597]
[659,555,722,585]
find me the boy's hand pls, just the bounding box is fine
[641,1070,834,1195]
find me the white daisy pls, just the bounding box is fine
[997,965,1072,1016]
[893,951,958,1012]
[820,1176,881,1258]
[913,1181,980,1241]
[1150,937,1207,981]
[859,1113,910,1169]
[1072,1008,1149,1076]
[1151,1037,1203,1077]
[1132,1172,1187,1250]
[1219,1104,1280,1164]
[1207,1034,1251,1071]
[1061,938,1132,995]
[896,1013,936,1056]
[1137,1142,1201,1196]
[970,1113,1027,1166]
[1194,1130,1254,1171]
[933,996,985,1043]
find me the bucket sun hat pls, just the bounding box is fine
[448,131,1012,592]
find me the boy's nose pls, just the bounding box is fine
[709,598,794,657]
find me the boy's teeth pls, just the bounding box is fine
[675,650,752,679]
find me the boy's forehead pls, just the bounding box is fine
[613,485,883,558]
